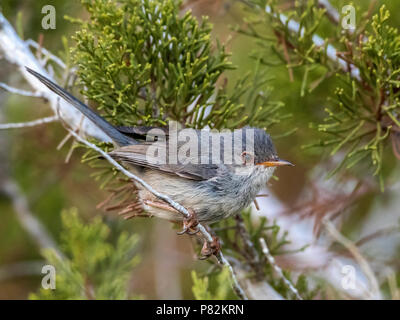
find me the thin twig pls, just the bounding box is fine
[235,215,264,279]
[259,238,303,300]
[253,198,260,210]
[217,253,248,300]
[318,0,340,25]
[0,77,64,269]
[57,132,73,150]
[263,4,360,80]
[25,39,67,69]
[355,226,399,248]
[1,179,63,258]
[0,115,58,130]
[0,82,44,98]
[64,115,84,163]
[243,0,352,76]
[323,218,380,299]
[65,127,248,300]
[0,260,46,282]
[0,12,111,142]
[279,34,294,82]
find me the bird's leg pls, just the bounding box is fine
[177,208,200,236]
[144,199,199,235]
[199,235,221,259]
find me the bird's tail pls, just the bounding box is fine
[26,67,137,146]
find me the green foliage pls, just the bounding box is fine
[244,0,329,73]
[244,0,400,189]
[191,267,233,300]
[277,273,320,300]
[30,208,140,299]
[313,5,400,189]
[67,0,284,130]
[79,140,123,189]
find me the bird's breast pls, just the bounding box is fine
[131,167,270,224]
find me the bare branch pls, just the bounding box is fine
[323,218,380,299]
[0,260,45,282]
[259,238,303,300]
[0,82,44,98]
[235,215,264,279]
[318,0,340,25]
[0,13,111,142]
[1,179,63,258]
[355,225,400,248]
[217,253,248,300]
[0,88,62,260]
[25,39,67,70]
[233,263,284,300]
[0,115,58,130]
[264,5,360,80]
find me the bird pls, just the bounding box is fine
[26,67,293,257]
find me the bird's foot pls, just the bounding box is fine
[199,236,221,260]
[177,208,200,235]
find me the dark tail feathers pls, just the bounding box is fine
[26,67,137,146]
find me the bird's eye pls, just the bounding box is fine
[241,151,254,165]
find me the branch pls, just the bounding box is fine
[0,82,44,98]
[264,4,360,80]
[235,215,264,279]
[1,179,63,258]
[233,264,284,300]
[259,238,303,300]
[355,226,400,248]
[0,12,111,142]
[0,115,58,130]
[318,0,340,25]
[0,261,45,282]
[65,127,248,300]
[25,39,67,70]
[323,218,380,299]
[0,87,63,260]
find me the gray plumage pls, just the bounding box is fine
[27,67,292,224]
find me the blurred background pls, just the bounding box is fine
[1,0,400,299]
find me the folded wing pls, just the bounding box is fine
[109,143,220,181]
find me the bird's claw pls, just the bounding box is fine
[177,209,199,235]
[199,236,221,260]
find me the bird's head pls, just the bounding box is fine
[237,127,293,176]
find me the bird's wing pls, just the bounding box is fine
[116,126,169,140]
[108,143,220,181]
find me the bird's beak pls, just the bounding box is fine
[257,159,294,167]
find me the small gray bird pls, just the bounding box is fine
[27,68,293,257]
